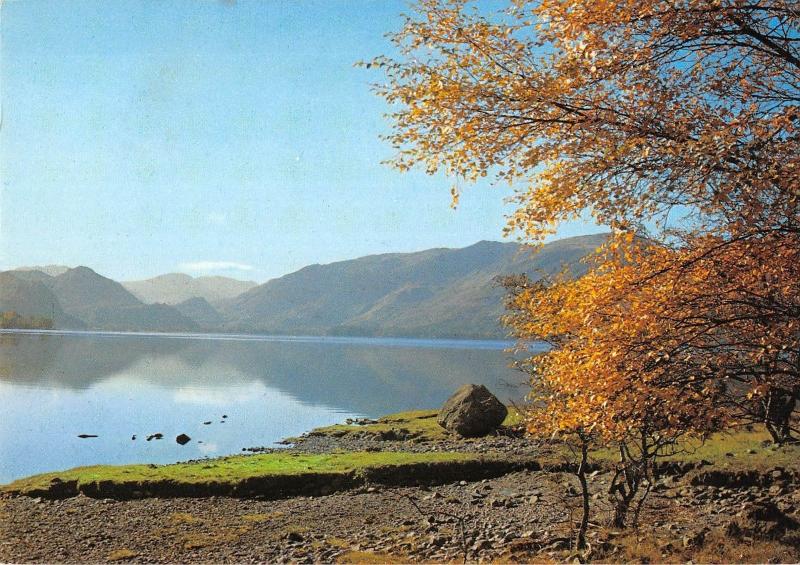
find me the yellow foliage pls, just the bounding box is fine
[374,0,799,446]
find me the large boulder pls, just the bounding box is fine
[437,384,508,437]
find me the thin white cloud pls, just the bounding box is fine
[179,261,254,273]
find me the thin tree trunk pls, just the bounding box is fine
[575,435,590,551]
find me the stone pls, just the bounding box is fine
[437,384,508,437]
[176,434,191,445]
[286,531,304,543]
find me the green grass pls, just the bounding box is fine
[586,426,800,471]
[661,427,800,470]
[302,408,523,442]
[5,407,795,501]
[300,410,796,473]
[1,451,477,496]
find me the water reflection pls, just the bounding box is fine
[0,332,534,482]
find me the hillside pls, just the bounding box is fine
[0,267,199,332]
[47,268,199,332]
[222,233,608,338]
[12,265,70,277]
[0,272,85,328]
[122,274,257,305]
[174,297,225,329]
[1,235,608,338]
[47,267,142,315]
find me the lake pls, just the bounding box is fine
[0,330,536,483]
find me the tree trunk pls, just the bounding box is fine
[575,437,590,550]
[765,389,797,445]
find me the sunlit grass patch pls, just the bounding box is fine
[325,536,351,548]
[302,407,523,442]
[1,450,478,497]
[581,425,800,470]
[106,548,139,561]
[240,511,283,523]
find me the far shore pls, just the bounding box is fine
[0,328,523,350]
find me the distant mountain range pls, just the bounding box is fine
[1,233,607,338]
[1,267,198,332]
[122,273,257,305]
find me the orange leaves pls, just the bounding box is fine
[503,234,728,441]
[372,0,799,243]
[505,229,800,445]
[373,1,799,445]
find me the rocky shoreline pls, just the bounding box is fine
[2,461,799,563]
[2,417,800,563]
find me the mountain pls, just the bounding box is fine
[2,234,608,337]
[42,267,198,332]
[222,233,609,338]
[13,265,71,277]
[84,303,200,332]
[0,272,85,328]
[122,273,257,305]
[6,269,56,285]
[48,267,142,315]
[174,297,225,329]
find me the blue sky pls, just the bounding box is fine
[0,0,598,282]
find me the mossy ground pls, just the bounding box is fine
[588,426,800,471]
[3,408,797,499]
[1,451,477,496]
[302,408,523,442]
[665,427,800,470]
[304,410,799,471]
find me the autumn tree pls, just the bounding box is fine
[372,0,799,241]
[372,0,800,528]
[502,242,730,528]
[0,311,54,330]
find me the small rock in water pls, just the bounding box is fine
[131,435,136,440]
[77,434,98,439]
[203,421,212,425]
[146,433,164,441]
[176,433,191,445]
[222,415,228,419]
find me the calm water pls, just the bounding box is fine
[0,331,534,483]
